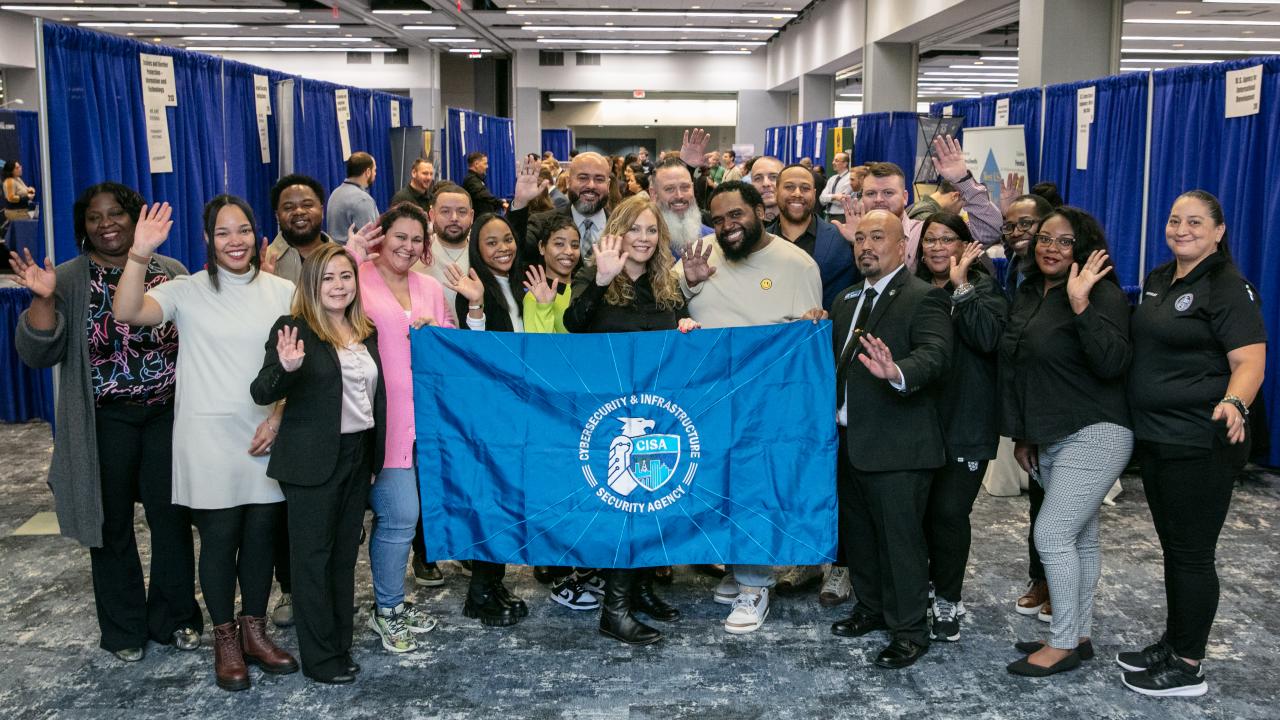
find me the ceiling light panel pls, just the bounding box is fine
[0,5,300,13]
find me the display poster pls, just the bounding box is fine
[961,126,1028,203]
[1225,65,1263,118]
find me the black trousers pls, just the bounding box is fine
[273,503,292,594]
[837,431,933,646]
[925,459,989,603]
[281,431,373,679]
[190,502,279,626]
[469,561,507,598]
[1027,475,1046,582]
[90,401,202,651]
[1139,437,1246,660]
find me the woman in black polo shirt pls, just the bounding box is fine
[1117,190,1266,698]
[999,206,1133,677]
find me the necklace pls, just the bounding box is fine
[437,239,467,265]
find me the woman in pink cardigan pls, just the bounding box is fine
[353,203,455,655]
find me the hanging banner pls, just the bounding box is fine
[1225,65,1263,119]
[942,105,953,117]
[1076,86,1095,171]
[335,88,352,160]
[961,126,1028,203]
[253,74,271,165]
[391,100,401,128]
[139,53,176,174]
[145,105,173,174]
[994,98,1010,127]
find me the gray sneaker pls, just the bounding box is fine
[401,601,439,634]
[270,592,294,628]
[172,627,201,651]
[818,566,852,607]
[369,604,417,653]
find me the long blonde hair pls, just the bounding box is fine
[290,243,375,346]
[596,195,684,311]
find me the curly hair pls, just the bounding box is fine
[595,195,684,312]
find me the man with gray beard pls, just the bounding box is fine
[651,157,713,258]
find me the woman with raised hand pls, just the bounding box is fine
[913,212,1007,643]
[353,202,454,654]
[522,215,581,334]
[999,206,1133,678]
[112,195,298,691]
[563,194,698,645]
[1117,190,1266,698]
[11,182,202,664]
[251,243,385,685]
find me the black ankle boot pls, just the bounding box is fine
[464,582,520,627]
[631,568,681,622]
[599,569,662,645]
[493,582,529,618]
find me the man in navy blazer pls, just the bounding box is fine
[767,163,860,310]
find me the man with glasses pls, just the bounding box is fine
[1000,193,1054,300]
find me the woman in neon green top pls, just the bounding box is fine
[522,215,581,333]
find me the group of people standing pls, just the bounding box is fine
[9,127,1265,700]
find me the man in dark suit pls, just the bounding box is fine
[462,152,505,217]
[828,208,953,669]
[767,163,859,310]
[508,151,611,263]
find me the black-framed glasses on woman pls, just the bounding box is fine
[1034,233,1075,249]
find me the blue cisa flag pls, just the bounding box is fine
[410,321,837,569]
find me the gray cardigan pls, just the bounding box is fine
[15,253,188,547]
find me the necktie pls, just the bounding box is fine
[836,287,878,406]
[580,219,596,257]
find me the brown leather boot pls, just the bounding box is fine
[239,615,299,675]
[212,621,250,692]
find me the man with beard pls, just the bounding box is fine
[828,209,952,669]
[675,181,824,635]
[746,156,784,223]
[651,157,712,258]
[855,135,1001,271]
[462,152,505,216]
[414,182,474,320]
[509,152,611,263]
[767,163,858,310]
[266,174,332,285]
[390,158,435,214]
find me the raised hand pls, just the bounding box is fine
[1000,171,1024,213]
[523,264,560,305]
[1066,249,1112,314]
[1212,401,1247,445]
[347,220,384,263]
[680,128,711,167]
[443,263,485,304]
[948,241,986,288]
[857,333,902,384]
[593,234,626,287]
[678,317,701,334]
[511,155,543,210]
[8,248,56,298]
[682,236,717,286]
[831,194,865,243]
[132,202,174,256]
[258,237,278,275]
[276,325,306,372]
[932,134,968,183]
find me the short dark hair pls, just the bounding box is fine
[541,215,580,247]
[1008,193,1053,218]
[1030,181,1063,208]
[778,163,817,184]
[864,162,906,181]
[626,163,649,192]
[466,151,487,167]
[202,194,261,291]
[378,201,430,243]
[1,160,16,180]
[708,180,764,211]
[345,152,375,179]
[724,149,736,161]
[74,182,145,253]
[270,174,325,212]
[937,179,957,194]
[429,181,470,208]
[411,158,432,171]
[1023,205,1120,287]
[1175,189,1232,261]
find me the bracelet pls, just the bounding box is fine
[952,282,974,298]
[468,304,483,311]
[127,251,152,265]
[1220,395,1249,417]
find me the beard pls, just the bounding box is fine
[718,215,765,262]
[660,206,705,257]
[436,223,469,245]
[280,219,322,248]
[569,188,606,216]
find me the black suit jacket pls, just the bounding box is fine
[463,170,503,216]
[250,316,387,486]
[831,267,953,472]
[508,204,609,265]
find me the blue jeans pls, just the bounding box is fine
[368,466,420,609]
[733,564,775,589]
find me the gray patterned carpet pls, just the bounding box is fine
[0,420,1276,719]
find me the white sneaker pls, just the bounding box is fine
[713,573,739,604]
[724,587,770,634]
[818,566,852,607]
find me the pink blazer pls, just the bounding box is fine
[358,262,456,469]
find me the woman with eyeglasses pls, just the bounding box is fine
[1116,190,1266,698]
[999,206,1133,678]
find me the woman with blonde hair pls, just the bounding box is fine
[251,243,386,684]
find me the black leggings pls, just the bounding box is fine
[190,503,279,626]
[925,459,988,602]
[1139,438,1246,660]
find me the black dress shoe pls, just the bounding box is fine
[463,588,521,627]
[306,672,356,685]
[1007,650,1081,677]
[831,613,887,638]
[631,572,681,622]
[493,582,529,618]
[874,638,928,669]
[1014,639,1094,661]
[344,654,361,675]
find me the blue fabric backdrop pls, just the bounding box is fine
[1147,56,1280,466]
[854,111,919,201]
[446,107,516,199]
[221,59,287,243]
[1040,73,1148,286]
[541,128,573,161]
[0,288,54,424]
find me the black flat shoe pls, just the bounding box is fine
[632,576,681,622]
[1007,650,1081,677]
[344,654,361,675]
[874,638,928,669]
[1014,639,1094,661]
[306,672,356,685]
[831,613,887,638]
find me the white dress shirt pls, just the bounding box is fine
[836,263,907,426]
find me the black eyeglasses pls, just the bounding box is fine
[1033,233,1076,249]
[1001,218,1037,234]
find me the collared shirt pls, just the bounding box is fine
[266,231,334,285]
[819,171,852,216]
[337,341,378,434]
[767,215,818,258]
[571,206,606,258]
[837,264,906,426]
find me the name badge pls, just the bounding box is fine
[844,289,862,300]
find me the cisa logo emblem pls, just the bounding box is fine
[579,394,701,514]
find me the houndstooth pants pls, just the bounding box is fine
[1034,422,1134,650]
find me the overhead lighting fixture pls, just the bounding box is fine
[507,10,794,19]
[1121,47,1280,55]
[588,49,673,54]
[371,8,432,13]
[428,38,477,43]
[185,36,373,43]
[520,25,776,34]
[403,25,458,31]
[1125,18,1280,26]
[1175,10,1193,14]
[282,24,339,29]
[707,50,752,54]
[924,71,1018,77]
[448,48,492,53]
[537,38,766,46]
[548,97,608,102]
[1,5,299,13]
[978,56,1019,61]
[1121,57,1214,64]
[187,46,397,52]
[80,22,240,28]
[838,93,862,98]
[1123,35,1280,42]
[949,64,1016,70]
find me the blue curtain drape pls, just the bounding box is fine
[541,129,573,160]
[220,59,286,242]
[1147,56,1280,466]
[445,107,516,199]
[293,78,349,205]
[0,288,55,424]
[1040,73,1148,286]
[854,111,919,201]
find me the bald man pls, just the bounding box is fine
[510,151,612,262]
[828,209,953,670]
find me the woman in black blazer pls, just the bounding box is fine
[251,243,386,684]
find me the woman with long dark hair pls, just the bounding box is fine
[1000,206,1133,678]
[11,182,201,663]
[1117,190,1266,697]
[113,195,298,691]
